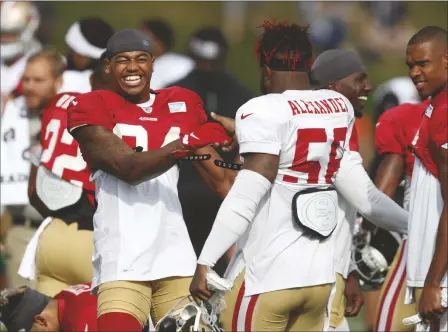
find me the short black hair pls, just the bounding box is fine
[374,92,399,123]
[78,18,115,49]
[141,19,174,50]
[254,20,313,71]
[408,25,447,46]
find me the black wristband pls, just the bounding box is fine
[214,159,243,171]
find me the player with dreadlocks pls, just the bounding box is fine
[190,20,411,331]
[189,20,356,331]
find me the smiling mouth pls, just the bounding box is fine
[414,81,427,90]
[358,96,368,101]
[122,75,143,87]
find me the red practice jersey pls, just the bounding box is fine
[54,283,97,331]
[40,92,95,203]
[66,87,208,168]
[411,90,447,179]
[375,101,427,177]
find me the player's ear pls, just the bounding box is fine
[55,75,63,92]
[104,59,111,74]
[264,64,273,81]
[33,314,48,327]
[328,82,337,92]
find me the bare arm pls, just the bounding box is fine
[425,147,448,287]
[192,146,237,199]
[374,153,405,198]
[27,164,51,218]
[72,125,188,184]
[243,153,279,182]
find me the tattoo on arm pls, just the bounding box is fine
[241,153,279,183]
[72,125,184,183]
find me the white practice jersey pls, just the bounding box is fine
[225,89,355,296]
[406,158,447,288]
[91,166,197,289]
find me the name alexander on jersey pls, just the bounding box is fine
[287,96,349,115]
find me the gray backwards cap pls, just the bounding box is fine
[104,28,152,59]
[311,49,366,89]
[0,286,51,332]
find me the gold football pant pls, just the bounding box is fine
[97,277,192,327]
[220,270,333,331]
[375,240,416,332]
[330,273,346,329]
[36,218,94,296]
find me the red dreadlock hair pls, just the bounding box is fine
[254,19,313,71]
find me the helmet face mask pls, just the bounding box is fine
[0,1,40,61]
[351,228,402,290]
[155,296,223,332]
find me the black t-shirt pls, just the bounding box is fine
[169,69,254,272]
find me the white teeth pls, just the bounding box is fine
[358,96,368,100]
[124,76,141,81]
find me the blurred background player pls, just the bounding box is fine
[172,26,254,275]
[0,283,97,331]
[1,49,64,289]
[0,1,41,110]
[67,29,235,331]
[59,17,114,93]
[139,18,194,89]
[311,48,372,331]
[17,59,110,297]
[405,25,447,330]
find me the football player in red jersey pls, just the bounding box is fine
[22,60,111,298]
[0,283,98,331]
[404,26,447,329]
[373,98,428,332]
[67,29,234,331]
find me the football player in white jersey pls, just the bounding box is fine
[404,26,447,330]
[190,21,410,331]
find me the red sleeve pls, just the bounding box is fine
[67,91,114,132]
[349,125,359,152]
[429,104,448,149]
[176,87,208,127]
[375,112,403,156]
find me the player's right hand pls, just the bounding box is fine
[190,264,213,305]
[210,112,238,152]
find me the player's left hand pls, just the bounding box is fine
[345,272,364,317]
[190,264,213,305]
[419,284,446,324]
[182,123,233,150]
